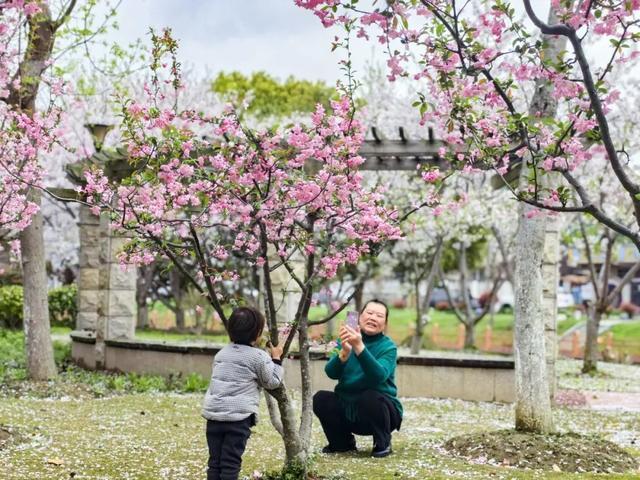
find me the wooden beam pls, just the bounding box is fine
[359,139,448,158]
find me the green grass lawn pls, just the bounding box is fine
[309,306,520,353]
[309,306,514,340]
[611,321,640,337]
[0,392,638,479]
[2,327,640,478]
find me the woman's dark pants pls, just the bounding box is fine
[313,390,401,451]
[205,416,253,480]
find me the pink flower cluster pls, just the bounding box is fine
[296,0,640,208]
[0,4,62,233]
[83,57,403,284]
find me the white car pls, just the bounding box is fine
[557,291,575,308]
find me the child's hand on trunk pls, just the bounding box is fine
[269,343,283,360]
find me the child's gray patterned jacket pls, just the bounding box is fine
[202,343,284,422]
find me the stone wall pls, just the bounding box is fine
[70,333,515,402]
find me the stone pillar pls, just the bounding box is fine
[257,244,305,335]
[542,217,560,397]
[98,214,136,341]
[268,258,303,327]
[76,205,136,369]
[76,205,103,331]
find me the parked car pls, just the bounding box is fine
[558,291,575,309]
[428,287,479,310]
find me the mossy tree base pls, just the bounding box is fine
[444,430,638,474]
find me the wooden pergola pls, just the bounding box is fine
[359,127,447,171]
[61,125,450,186]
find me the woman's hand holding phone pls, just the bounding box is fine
[338,332,352,362]
[340,311,364,355]
[346,311,359,330]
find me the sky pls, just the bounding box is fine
[106,0,384,84]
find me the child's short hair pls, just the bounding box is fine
[228,307,265,345]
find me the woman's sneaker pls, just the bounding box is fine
[371,442,392,458]
[321,441,357,454]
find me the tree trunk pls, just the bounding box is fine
[264,391,284,437]
[8,2,65,381]
[175,307,185,331]
[409,332,423,354]
[463,321,475,349]
[170,269,186,330]
[459,244,476,350]
[21,190,56,380]
[136,304,149,329]
[136,266,153,328]
[513,6,569,434]
[326,315,336,339]
[514,201,553,432]
[297,319,313,459]
[194,307,205,334]
[412,240,444,354]
[582,233,615,373]
[582,305,602,374]
[410,281,423,354]
[269,386,306,466]
[354,280,365,312]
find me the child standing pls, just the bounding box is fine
[202,307,284,480]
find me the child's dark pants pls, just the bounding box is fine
[206,416,254,480]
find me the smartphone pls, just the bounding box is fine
[346,311,359,329]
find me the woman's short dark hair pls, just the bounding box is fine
[360,298,389,323]
[228,307,265,345]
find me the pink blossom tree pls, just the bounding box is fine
[1,0,127,380]
[296,0,640,245]
[81,31,403,467]
[297,0,640,434]
[0,1,76,380]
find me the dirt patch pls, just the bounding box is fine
[0,426,23,450]
[444,429,639,474]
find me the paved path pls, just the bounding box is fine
[584,390,640,412]
[51,333,71,344]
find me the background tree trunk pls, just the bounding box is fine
[410,281,423,354]
[136,266,153,328]
[170,269,186,330]
[411,241,444,354]
[463,322,475,350]
[21,190,57,380]
[297,318,313,458]
[459,244,476,350]
[354,280,364,312]
[582,305,602,373]
[137,304,149,329]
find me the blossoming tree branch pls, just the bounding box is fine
[0,2,63,234]
[297,0,640,249]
